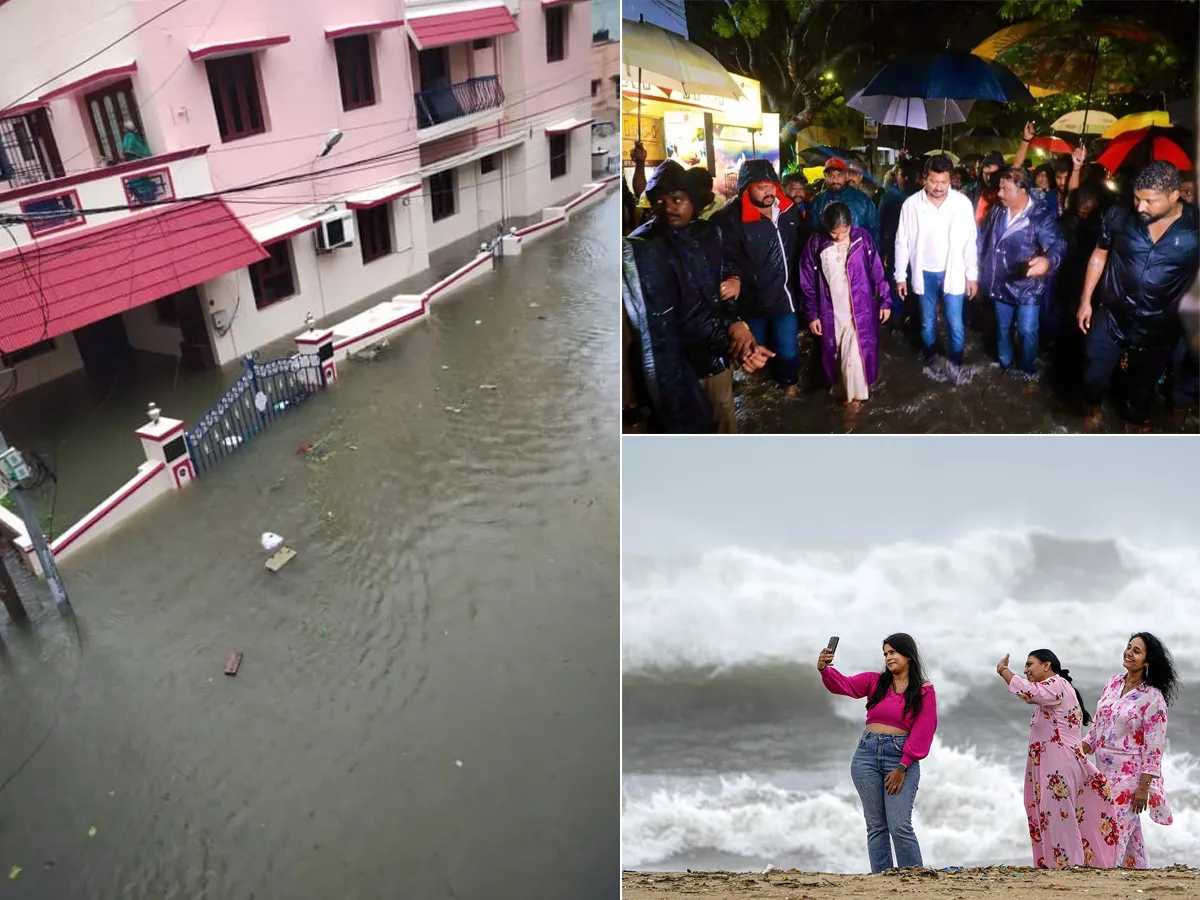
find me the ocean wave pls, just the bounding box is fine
[623,530,1200,684]
[621,742,1200,870]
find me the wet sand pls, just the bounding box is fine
[623,866,1200,899]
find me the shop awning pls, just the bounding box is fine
[189,36,291,62]
[406,4,518,51]
[0,200,267,354]
[39,62,138,103]
[324,19,406,40]
[248,213,322,245]
[344,179,421,210]
[544,117,593,135]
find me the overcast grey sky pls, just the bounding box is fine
[622,437,1200,552]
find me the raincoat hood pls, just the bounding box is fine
[736,159,781,196]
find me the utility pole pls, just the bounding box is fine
[0,428,71,614]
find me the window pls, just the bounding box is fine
[430,170,457,221]
[0,109,64,186]
[472,38,493,50]
[591,79,601,97]
[357,204,393,263]
[84,79,144,163]
[249,240,298,308]
[480,154,497,175]
[418,48,450,91]
[20,190,84,236]
[206,54,266,142]
[549,133,568,179]
[546,6,567,63]
[334,34,376,111]
[122,167,175,207]
[611,75,620,99]
[1,339,57,367]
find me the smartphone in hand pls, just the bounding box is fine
[827,636,840,654]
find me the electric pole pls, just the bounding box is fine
[0,428,71,614]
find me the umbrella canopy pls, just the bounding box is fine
[1029,136,1074,154]
[1101,110,1172,140]
[846,91,974,130]
[959,126,1012,151]
[1096,126,1194,172]
[797,145,844,166]
[970,22,1060,97]
[972,17,1173,95]
[861,52,1034,103]
[924,149,961,164]
[1051,110,1118,134]
[622,20,745,101]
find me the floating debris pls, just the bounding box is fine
[479,384,498,391]
[528,302,540,308]
[87,826,97,838]
[8,866,20,880]
[474,320,482,325]
[454,760,464,768]
[224,652,244,676]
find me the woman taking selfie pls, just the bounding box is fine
[818,634,938,873]
[996,650,1121,869]
[1082,633,1178,868]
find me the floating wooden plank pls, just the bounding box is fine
[224,652,244,676]
[265,546,296,572]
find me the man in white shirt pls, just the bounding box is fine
[894,154,979,366]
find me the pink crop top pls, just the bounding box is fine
[821,667,938,767]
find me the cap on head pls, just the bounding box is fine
[824,158,848,172]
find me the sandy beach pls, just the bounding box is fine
[622,866,1200,899]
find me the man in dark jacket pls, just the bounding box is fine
[809,158,879,245]
[1076,161,1200,430]
[878,157,923,328]
[977,167,1066,378]
[711,159,808,394]
[623,160,769,432]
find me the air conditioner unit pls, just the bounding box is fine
[314,211,355,252]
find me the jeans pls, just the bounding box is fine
[850,731,923,873]
[918,271,965,364]
[994,301,1039,375]
[1082,308,1176,423]
[745,312,800,386]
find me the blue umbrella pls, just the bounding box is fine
[861,52,1034,104]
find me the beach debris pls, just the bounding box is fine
[8,866,20,881]
[224,652,244,676]
[762,865,782,876]
[87,826,97,838]
[261,532,285,553]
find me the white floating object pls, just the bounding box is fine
[455,759,463,768]
[261,532,285,553]
[474,319,482,325]
[479,384,498,390]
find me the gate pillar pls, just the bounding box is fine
[137,402,195,489]
[295,313,337,388]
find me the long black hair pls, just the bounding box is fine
[1130,632,1179,706]
[1028,649,1091,726]
[819,200,853,235]
[866,633,927,719]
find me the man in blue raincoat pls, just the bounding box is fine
[809,158,879,246]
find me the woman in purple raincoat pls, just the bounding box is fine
[800,202,892,412]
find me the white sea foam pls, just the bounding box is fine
[622,742,1200,870]
[622,531,1200,696]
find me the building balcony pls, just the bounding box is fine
[0,146,215,249]
[415,76,505,144]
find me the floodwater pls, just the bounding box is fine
[0,194,619,899]
[736,318,1199,434]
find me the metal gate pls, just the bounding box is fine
[185,352,325,476]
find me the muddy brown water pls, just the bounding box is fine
[0,194,619,899]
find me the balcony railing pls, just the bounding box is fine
[415,76,504,130]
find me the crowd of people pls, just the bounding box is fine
[818,632,1178,873]
[621,123,1199,433]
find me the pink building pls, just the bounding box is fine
[0,0,596,393]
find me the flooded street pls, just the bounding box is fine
[0,195,619,899]
[736,321,1198,434]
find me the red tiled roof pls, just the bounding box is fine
[406,5,517,51]
[0,200,267,354]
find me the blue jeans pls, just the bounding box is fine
[994,301,1039,375]
[850,731,923,873]
[918,271,965,365]
[745,312,800,386]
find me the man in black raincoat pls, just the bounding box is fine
[622,160,771,432]
[711,159,810,395]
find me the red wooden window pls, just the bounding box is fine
[334,34,377,111]
[249,240,298,308]
[549,133,568,179]
[546,6,567,63]
[480,154,498,175]
[206,55,266,142]
[357,204,393,263]
[122,167,175,207]
[84,78,144,163]
[430,170,457,221]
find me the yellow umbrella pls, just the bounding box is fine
[1101,111,1172,139]
[971,22,1061,98]
[802,165,827,182]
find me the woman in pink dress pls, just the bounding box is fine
[1082,632,1177,869]
[819,633,937,873]
[996,649,1121,869]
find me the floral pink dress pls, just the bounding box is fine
[1083,675,1172,868]
[1008,675,1122,869]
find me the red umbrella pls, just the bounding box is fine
[1096,125,1194,172]
[1030,136,1073,154]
